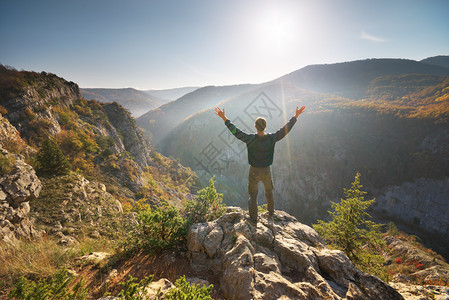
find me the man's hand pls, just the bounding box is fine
[215,107,227,122]
[295,106,306,119]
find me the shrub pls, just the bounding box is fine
[35,139,71,176]
[116,275,154,300]
[184,177,226,224]
[0,153,16,176]
[165,275,213,300]
[0,105,7,115]
[9,268,88,300]
[129,205,188,253]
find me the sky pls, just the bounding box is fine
[1,0,448,90]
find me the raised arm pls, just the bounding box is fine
[275,106,306,141]
[215,107,227,122]
[215,106,251,143]
[295,105,306,119]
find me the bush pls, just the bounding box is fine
[0,153,16,176]
[9,268,88,300]
[35,139,71,176]
[184,177,226,224]
[129,205,188,253]
[0,105,7,115]
[116,275,154,300]
[165,276,213,299]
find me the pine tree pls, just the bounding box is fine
[313,173,385,266]
[35,139,71,176]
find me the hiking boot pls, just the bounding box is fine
[247,217,257,226]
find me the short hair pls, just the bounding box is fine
[255,117,267,131]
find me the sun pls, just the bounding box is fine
[251,6,299,51]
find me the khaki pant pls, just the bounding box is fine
[248,166,274,221]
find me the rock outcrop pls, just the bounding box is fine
[187,208,403,300]
[1,71,81,136]
[30,174,123,245]
[103,102,152,169]
[375,178,449,237]
[389,282,449,300]
[0,147,42,242]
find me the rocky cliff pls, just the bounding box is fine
[103,102,152,168]
[187,208,403,300]
[0,146,42,243]
[375,177,449,258]
[0,69,81,137]
[376,178,449,237]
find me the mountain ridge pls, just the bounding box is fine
[81,87,164,117]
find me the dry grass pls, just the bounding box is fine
[0,234,116,298]
[0,236,70,279]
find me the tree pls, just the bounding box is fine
[35,139,71,176]
[313,173,385,269]
[184,177,226,224]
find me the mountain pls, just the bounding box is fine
[421,55,449,70]
[139,58,449,145]
[150,58,449,258]
[274,58,449,99]
[0,64,198,215]
[81,87,164,117]
[144,86,199,102]
[137,84,256,144]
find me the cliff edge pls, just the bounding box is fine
[187,207,403,300]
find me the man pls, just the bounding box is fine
[215,105,306,224]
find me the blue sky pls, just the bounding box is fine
[1,0,448,89]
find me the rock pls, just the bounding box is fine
[185,277,210,288]
[76,252,112,265]
[392,273,412,284]
[376,178,449,241]
[204,225,223,258]
[143,278,174,299]
[31,174,123,241]
[0,147,43,242]
[187,210,403,300]
[58,235,77,246]
[389,282,449,300]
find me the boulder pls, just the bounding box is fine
[0,147,43,242]
[187,208,403,300]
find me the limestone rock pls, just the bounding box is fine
[30,174,123,241]
[187,208,403,300]
[144,278,174,299]
[390,282,449,300]
[0,147,43,242]
[76,252,112,265]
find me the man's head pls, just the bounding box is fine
[255,117,267,132]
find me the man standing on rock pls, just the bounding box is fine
[215,105,306,225]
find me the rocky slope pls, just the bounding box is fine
[30,173,124,245]
[187,208,402,300]
[0,66,199,202]
[0,146,42,243]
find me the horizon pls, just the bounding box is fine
[1,0,449,90]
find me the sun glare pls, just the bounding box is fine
[252,6,299,52]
